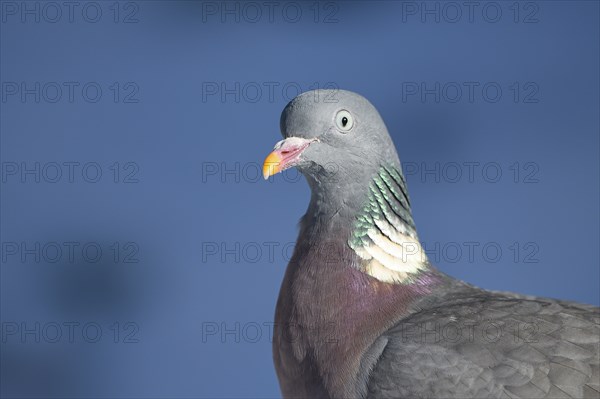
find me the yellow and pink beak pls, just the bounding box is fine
[262,137,317,179]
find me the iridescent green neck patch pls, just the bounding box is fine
[349,166,429,284]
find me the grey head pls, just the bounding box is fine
[263,90,401,198]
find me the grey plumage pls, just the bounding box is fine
[368,289,600,399]
[264,89,600,398]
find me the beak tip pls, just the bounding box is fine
[262,152,282,181]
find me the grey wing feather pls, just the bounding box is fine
[366,291,600,399]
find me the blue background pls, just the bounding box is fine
[1,1,598,397]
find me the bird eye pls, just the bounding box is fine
[335,110,354,132]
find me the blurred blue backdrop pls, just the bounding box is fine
[1,1,598,397]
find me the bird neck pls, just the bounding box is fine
[303,164,431,284]
[279,165,448,397]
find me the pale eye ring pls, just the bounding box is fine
[335,110,354,132]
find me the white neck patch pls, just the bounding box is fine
[348,166,429,284]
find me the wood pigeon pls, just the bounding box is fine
[262,89,600,399]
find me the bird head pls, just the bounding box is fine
[263,90,401,189]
